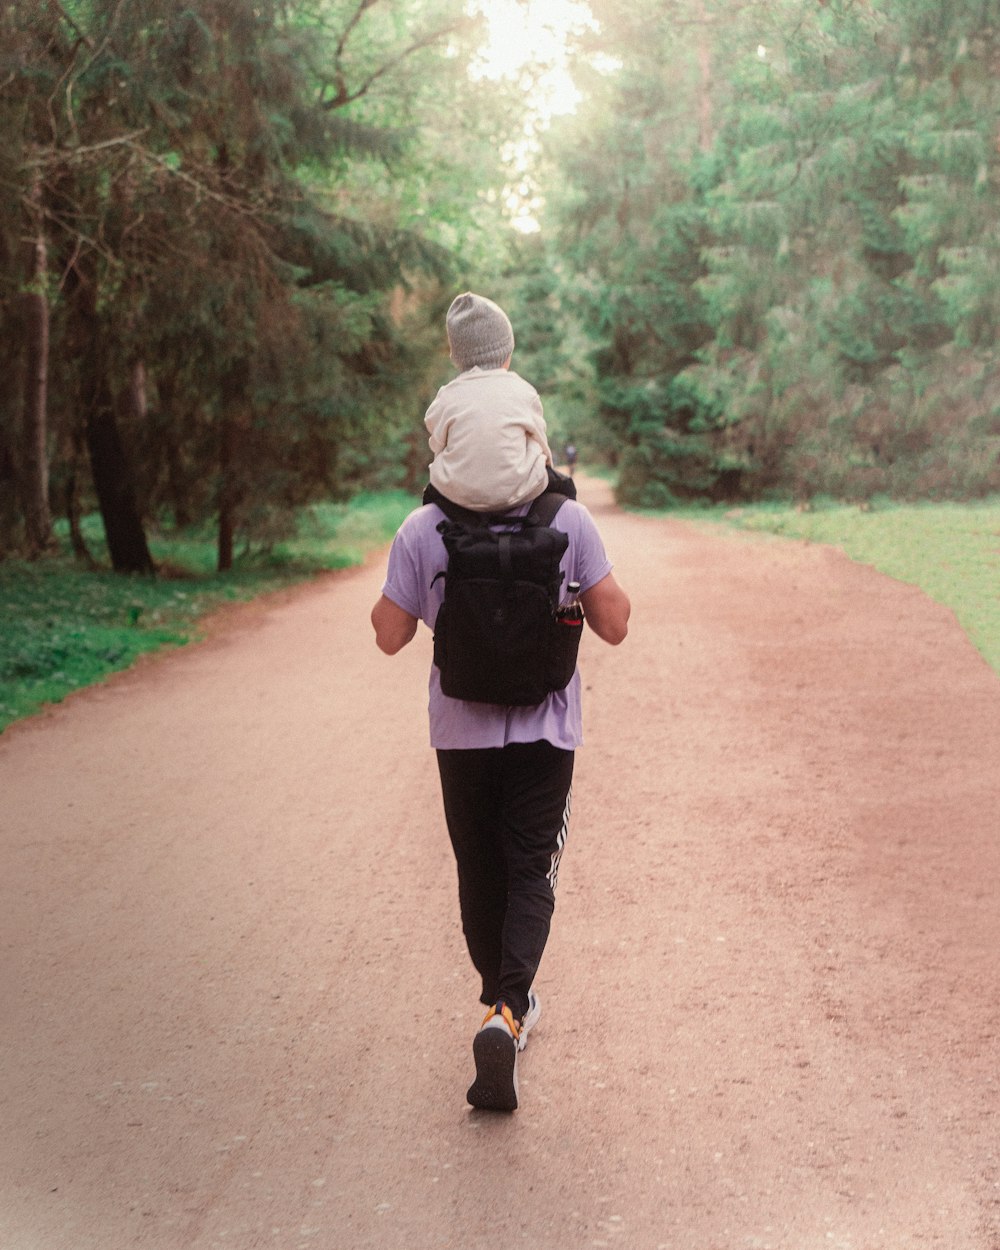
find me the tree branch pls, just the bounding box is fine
[323,0,380,109]
[335,0,380,64]
[122,142,269,219]
[30,130,150,165]
[321,20,466,111]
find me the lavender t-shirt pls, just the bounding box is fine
[381,499,613,750]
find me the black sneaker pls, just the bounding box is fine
[466,1000,520,1112]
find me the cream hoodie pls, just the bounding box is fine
[424,367,552,511]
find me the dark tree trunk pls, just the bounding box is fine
[21,282,52,552]
[125,360,148,427]
[63,418,94,565]
[167,439,194,529]
[0,438,19,558]
[216,369,246,573]
[69,267,155,574]
[21,172,53,555]
[84,388,156,574]
[217,410,237,573]
[156,375,193,528]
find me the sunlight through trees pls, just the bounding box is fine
[1,0,997,570]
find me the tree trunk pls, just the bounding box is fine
[0,438,18,559]
[167,438,193,529]
[156,375,193,528]
[84,389,156,575]
[126,360,148,427]
[217,410,237,572]
[216,369,246,573]
[21,170,53,555]
[64,418,94,565]
[70,281,155,573]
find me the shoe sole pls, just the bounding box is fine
[467,1026,519,1112]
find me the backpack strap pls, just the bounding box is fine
[529,491,568,527]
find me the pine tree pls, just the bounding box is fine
[0,0,517,568]
[542,0,1000,502]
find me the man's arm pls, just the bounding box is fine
[371,594,418,655]
[580,573,631,645]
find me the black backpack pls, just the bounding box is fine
[425,485,583,706]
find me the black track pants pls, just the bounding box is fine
[436,741,574,1023]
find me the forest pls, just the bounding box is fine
[1,0,998,572]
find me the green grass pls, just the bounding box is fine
[0,491,417,732]
[7,490,997,733]
[689,498,1000,676]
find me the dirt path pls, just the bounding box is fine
[2,477,999,1250]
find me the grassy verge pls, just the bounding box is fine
[684,498,1000,676]
[0,491,417,733]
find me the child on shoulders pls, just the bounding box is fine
[424,292,553,513]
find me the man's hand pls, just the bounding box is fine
[371,595,418,655]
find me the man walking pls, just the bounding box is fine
[371,299,629,1112]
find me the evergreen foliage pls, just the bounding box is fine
[2,0,997,571]
[540,0,1000,505]
[0,0,513,568]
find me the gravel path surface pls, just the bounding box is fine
[2,476,998,1250]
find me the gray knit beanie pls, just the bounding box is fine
[446,292,515,371]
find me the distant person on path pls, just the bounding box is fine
[423,292,555,512]
[371,332,631,1109]
[564,442,578,477]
